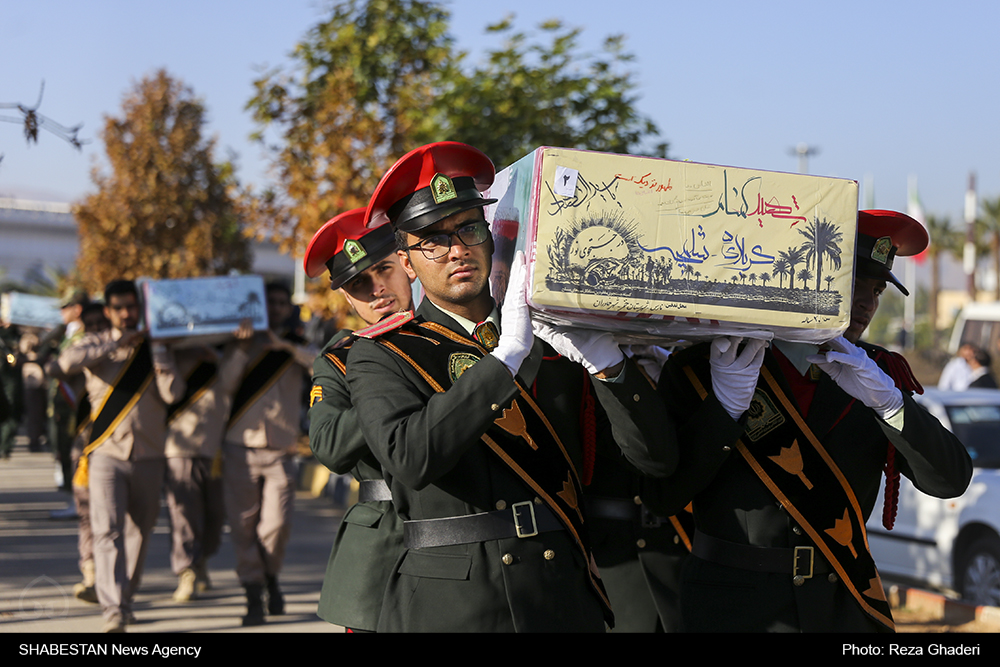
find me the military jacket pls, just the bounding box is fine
[658,342,973,632]
[346,300,676,632]
[309,329,404,631]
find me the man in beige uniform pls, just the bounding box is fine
[59,280,184,633]
[223,283,314,626]
[165,323,252,602]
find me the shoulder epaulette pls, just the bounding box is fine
[861,342,923,394]
[330,335,354,350]
[354,310,415,339]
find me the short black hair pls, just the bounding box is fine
[104,279,138,304]
[395,227,410,252]
[81,301,105,319]
[265,281,291,300]
[973,348,992,368]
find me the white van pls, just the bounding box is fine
[948,302,1000,355]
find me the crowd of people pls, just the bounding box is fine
[2,280,314,632]
[0,139,979,633]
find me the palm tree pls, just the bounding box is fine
[773,258,790,289]
[760,272,771,289]
[925,214,961,347]
[778,247,805,291]
[824,275,834,290]
[982,197,1000,301]
[798,217,843,291]
[798,268,813,290]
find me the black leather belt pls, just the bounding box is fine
[404,502,564,549]
[585,496,664,528]
[692,530,831,578]
[358,479,392,502]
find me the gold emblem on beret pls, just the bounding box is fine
[448,352,479,383]
[343,239,367,264]
[871,236,892,265]
[430,173,458,205]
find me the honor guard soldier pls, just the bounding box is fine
[223,282,315,626]
[345,141,678,632]
[59,279,185,633]
[656,210,973,632]
[164,321,253,602]
[304,208,414,632]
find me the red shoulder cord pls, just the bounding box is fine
[532,357,596,486]
[873,349,924,530]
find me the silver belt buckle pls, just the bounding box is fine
[793,545,814,580]
[512,501,538,538]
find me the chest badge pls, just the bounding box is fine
[449,352,480,383]
[744,388,785,442]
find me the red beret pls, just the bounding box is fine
[366,142,497,233]
[303,208,397,288]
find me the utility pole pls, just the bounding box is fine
[965,172,977,299]
[789,143,819,174]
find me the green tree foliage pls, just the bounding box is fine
[981,196,1000,301]
[74,70,250,294]
[245,0,665,252]
[246,0,452,253]
[435,17,666,169]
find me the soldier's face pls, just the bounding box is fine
[267,288,293,331]
[104,294,140,332]
[340,255,414,326]
[846,275,885,343]
[398,208,492,311]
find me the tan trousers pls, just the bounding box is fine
[88,454,164,621]
[164,457,225,575]
[222,442,295,585]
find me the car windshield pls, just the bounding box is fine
[946,404,1000,468]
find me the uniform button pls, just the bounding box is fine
[534,497,542,505]
[792,526,802,535]
[633,394,641,402]
[490,403,500,411]
[632,496,642,505]
[673,535,680,545]
[722,445,731,452]
[793,575,805,586]
[502,553,514,565]
[496,500,506,511]
[636,539,647,549]
[543,550,555,561]
[828,573,838,583]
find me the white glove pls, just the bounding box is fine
[532,322,625,375]
[806,335,903,419]
[625,345,672,384]
[710,337,766,420]
[491,251,533,376]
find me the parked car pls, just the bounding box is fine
[866,387,1000,607]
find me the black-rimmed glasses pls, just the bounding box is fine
[405,221,490,259]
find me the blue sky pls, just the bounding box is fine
[3,0,998,285]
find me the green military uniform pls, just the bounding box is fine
[0,328,23,459]
[585,440,693,632]
[346,301,676,632]
[657,341,972,632]
[309,329,404,631]
[48,326,87,488]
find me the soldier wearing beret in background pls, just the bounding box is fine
[304,208,414,632]
[654,210,972,632]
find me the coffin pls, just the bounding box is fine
[486,147,858,343]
